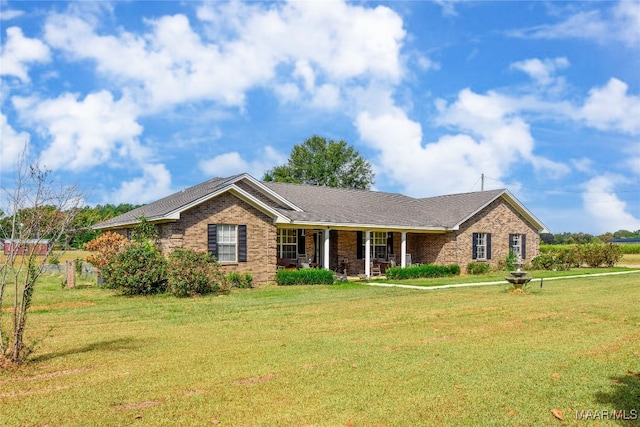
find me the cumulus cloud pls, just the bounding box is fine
[110,163,173,204]
[199,146,287,178]
[0,27,51,83]
[510,0,640,48]
[43,1,405,112]
[581,174,640,233]
[0,113,29,172]
[12,91,145,171]
[578,78,640,135]
[356,87,570,197]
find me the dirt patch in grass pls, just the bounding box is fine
[0,385,69,398]
[232,373,274,386]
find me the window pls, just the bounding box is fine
[217,224,237,262]
[509,234,526,259]
[472,232,492,260]
[371,232,387,259]
[278,229,298,259]
[359,231,388,259]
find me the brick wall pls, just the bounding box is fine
[157,192,277,285]
[449,198,540,272]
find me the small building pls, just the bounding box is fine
[2,239,52,256]
[608,238,640,244]
[93,173,549,285]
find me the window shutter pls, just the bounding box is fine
[297,229,306,255]
[509,234,515,250]
[486,233,492,260]
[522,235,527,259]
[238,225,247,262]
[208,224,218,259]
[356,231,363,259]
[387,232,394,254]
[472,232,478,259]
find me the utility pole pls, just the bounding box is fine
[481,173,484,191]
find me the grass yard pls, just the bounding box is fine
[1,273,639,426]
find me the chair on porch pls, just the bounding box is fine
[405,253,414,267]
[370,261,382,276]
[388,254,396,268]
[297,255,308,269]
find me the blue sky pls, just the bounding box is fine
[1,0,639,234]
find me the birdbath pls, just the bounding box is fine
[505,258,532,289]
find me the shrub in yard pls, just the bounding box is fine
[84,231,128,269]
[166,248,228,297]
[102,242,167,295]
[579,243,622,267]
[386,264,460,280]
[531,253,556,270]
[466,262,490,275]
[276,269,335,285]
[227,271,253,289]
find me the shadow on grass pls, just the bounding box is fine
[30,337,142,363]
[593,372,640,424]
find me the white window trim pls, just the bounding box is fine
[277,229,298,259]
[217,224,238,263]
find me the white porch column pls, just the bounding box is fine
[323,228,330,270]
[365,230,371,278]
[401,232,407,268]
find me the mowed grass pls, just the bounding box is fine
[1,273,639,426]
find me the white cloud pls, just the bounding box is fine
[356,87,570,197]
[110,163,173,204]
[510,57,569,86]
[0,9,25,21]
[511,1,640,48]
[0,113,29,172]
[199,146,287,178]
[12,91,145,171]
[581,174,640,233]
[0,26,51,83]
[579,78,640,135]
[43,1,405,113]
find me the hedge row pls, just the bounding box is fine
[275,269,336,285]
[532,243,623,270]
[541,243,640,255]
[385,264,460,280]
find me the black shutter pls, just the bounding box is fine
[509,234,515,251]
[208,224,218,259]
[356,231,363,259]
[387,232,394,254]
[238,225,247,262]
[297,229,306,255]
[472,232,478,259]
[486,233,492,260]
[522,235,527,259]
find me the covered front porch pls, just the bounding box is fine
[276,227,450,278]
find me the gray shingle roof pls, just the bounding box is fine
[94,174,545,232]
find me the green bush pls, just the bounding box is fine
[579,243,622,268]
[532,243,623,270]
[227,271,253,289]
[102,242,167,295]
[386,264,460,280]
[466,262,490,275]
[276,269,335,285]
[166,248,228,297]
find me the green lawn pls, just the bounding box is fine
[1,273,639,426]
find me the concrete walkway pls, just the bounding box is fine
[364,270,640,291]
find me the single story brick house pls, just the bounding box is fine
[93,173,548,284]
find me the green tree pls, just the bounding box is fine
[263,135,374,189]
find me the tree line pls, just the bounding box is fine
[541,230,640,245]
